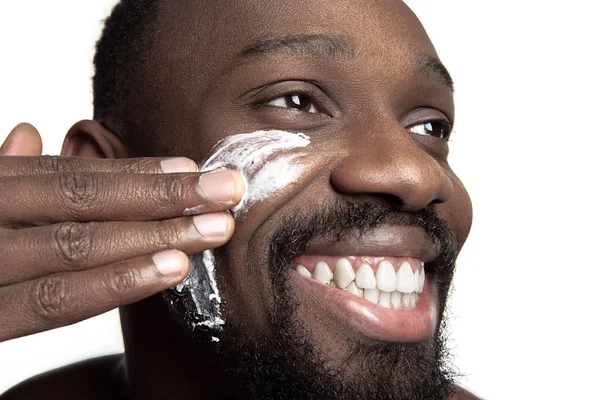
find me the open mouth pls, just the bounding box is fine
[289,255,436,342]
[293,256,425,309]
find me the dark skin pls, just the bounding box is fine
[2,0,477,398]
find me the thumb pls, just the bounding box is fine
[0,123,43,156]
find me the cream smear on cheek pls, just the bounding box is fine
[172,130,311,334]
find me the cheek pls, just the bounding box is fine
[198,130,311,217]
[195,130,314,331]
[447,175,473,250]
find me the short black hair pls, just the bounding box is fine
[93,0,161,139]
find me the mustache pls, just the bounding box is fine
[221,199,459,400]
[268,197,458,284]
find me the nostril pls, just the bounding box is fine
[329,140,454,210]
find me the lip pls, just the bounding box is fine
[305,225,439,263]
[290,269,437,342]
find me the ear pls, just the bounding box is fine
[61,120,128,159]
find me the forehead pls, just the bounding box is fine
[154,0,438,78]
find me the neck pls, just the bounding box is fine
[120,295,247,400]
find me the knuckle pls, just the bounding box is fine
[33,156,61,173]
[121,158,155,173]
[150,220,184,248]
[151,175,187,210]
[33,156,85,174]
[105,265,141,295]
[53,222,93,269]
[31,276,69,320]
[58,172,100,212]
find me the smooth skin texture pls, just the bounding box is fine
[2,0,477,399]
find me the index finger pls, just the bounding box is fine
[0,169,245,225]
[0,155,199,177]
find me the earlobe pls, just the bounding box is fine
[61,120,128,159]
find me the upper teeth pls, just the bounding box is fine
[314,261,334,283]
[375,260,397,292]
[346,281,363,297]
[397,261,415,293]
[333,257,355,289]
[294,257,425,310]
[296,265,312,278]
[356,263,377,289]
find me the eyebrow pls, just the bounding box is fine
[239,34,354,59]
[237,34,454,91]
[419,55,454,92]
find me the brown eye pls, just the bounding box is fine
[408,121,452,140]
[266,94,319,114]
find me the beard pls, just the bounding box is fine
[217,198,459,400]
[169,197,460,399]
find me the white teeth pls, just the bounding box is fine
[296,265,312,278]
[346,281,363,298]
[397,261,415,293]
[355,263,377,289]
[313,261,333,283]
[391,291,402,309]
[295,258,423,310]
[364,288,380,304]
[378,291,391,308]
[376,260,396,292]
[414,269,420,292]
[333,257,355,289]
[401,292,412,308]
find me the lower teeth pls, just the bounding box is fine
[303,271,419,310]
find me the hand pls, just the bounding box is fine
[0,123,244,342]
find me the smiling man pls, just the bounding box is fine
[0,0,476,399]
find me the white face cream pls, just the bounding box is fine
[173,130,311,333]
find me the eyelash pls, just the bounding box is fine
[264,93,323,115]
[264,93,452,140]
[408,120,453,141]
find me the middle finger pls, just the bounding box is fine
[0,213,233,286]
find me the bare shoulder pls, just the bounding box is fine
[0,354,128,400]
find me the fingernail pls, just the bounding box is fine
[152,250,188,277]
[197,170,236,203]
[193,213,229,239]
[160,158,198,173]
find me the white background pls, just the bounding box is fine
[1,1,599,398]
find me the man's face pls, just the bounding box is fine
[139,0,472,398]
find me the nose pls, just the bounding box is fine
[330,123,454,211]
